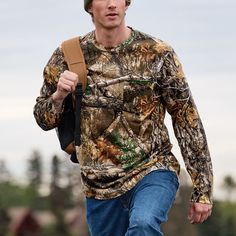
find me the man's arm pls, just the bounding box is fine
[33,47,78,130]
[160,47,213,223]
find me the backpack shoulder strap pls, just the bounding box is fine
[61,37,87,91]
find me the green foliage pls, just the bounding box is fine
[197,201,236,236]
[223,176,236,188]
[0,160,11,183]
[0,182,51,210]
[0,208,10,236]
[27,150,43,188]
[2,150,236,236]
[50,155,61,189]
[0,182,37,208]
[49,155,75,235]
[222,175,236,202]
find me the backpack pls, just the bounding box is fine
[57,37,87,163]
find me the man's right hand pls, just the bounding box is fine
[52,70,79,103]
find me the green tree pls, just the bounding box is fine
[0,208,10,236]
[222,175,236,202]
[220,201,236,236]
[0,161,11,236]
[25,150,44,209]
[49,155,70,236]
[27,150,42,188]
[0,159,11,183]
[0,182,38,208]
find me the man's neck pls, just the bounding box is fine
[95,26,131,49]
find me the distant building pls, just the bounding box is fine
[7,207,89,236]
[8,208,40,236]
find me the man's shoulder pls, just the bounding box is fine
[79,31,95,44]
[132,29,174,54]
[60,31,94,46]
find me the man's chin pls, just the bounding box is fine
[104,22,122,30]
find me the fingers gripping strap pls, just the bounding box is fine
[61,37,87,91]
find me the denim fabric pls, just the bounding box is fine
[86,170,179,236]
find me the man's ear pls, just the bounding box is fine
[87,3,93,14]
[125,1,130,11]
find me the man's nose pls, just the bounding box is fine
[107,0,117,8]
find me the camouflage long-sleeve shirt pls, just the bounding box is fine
[34,29,213,204]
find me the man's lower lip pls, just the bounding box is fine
[106,15,117,18]
[107,16,118,20]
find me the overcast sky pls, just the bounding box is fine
[0,0,235,200]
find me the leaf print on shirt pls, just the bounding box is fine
[106,131,146,171]
[94,114,147,171]
[44,66,60,86]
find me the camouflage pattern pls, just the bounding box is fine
[34,29,213,204]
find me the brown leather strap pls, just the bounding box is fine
[61,37,87,91]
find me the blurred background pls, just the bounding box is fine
[0,0,236,235]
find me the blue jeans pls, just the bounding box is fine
[86,170,179,236]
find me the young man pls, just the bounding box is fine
[34,0,213,235]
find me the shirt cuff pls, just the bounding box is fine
[191,191,213,204]
[50,96,65,115]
